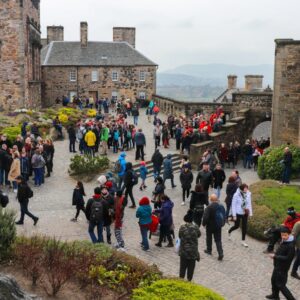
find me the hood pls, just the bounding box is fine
[120,152,127,158]
[163,199,174,209]
[139,197,150,206]
[126,162,132,171]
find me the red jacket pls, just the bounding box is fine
[284,213,300,231]
[114,196,125,228]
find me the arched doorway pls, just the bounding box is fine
[252,121,271,140]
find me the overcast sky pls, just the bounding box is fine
[41,0,300,71]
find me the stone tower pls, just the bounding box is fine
[113,27,136,48]
[271,39,300,146]
[0,0,42,110]
[47,25,64,44]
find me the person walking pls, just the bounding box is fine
[155,195,174,248]
[190,184,209,227]
[212,164,226,200]
[71,181,86,222]
[132,105,139,126]
[116,152,127,190]
[114,190,127,250]
[151,148,163,179]
[291,220,300,280]
[135,129,146,161]
[228,183,253,247]
[153,124,161,149]
[281,147,293,184]
[136,196,152,251]
[179,164,194,206]
[139,161,148,191]
[202,194,225,261]
[100,124,109,155]
[196,162,213,192]
[67,124,77,153]
[84,128,96,156]
[163,154,176,188]
[15,176,38,226]
[8,151,21,193]
[123,162,137,208]
[266,226,296,300]
[224,176,238,221]
[178,210,201,281]
[100,187,114,244]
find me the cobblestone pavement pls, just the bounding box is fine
[7,110,300,300]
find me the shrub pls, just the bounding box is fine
[0,207,16,261]
[86,109,97,118]
[1,126,21,143]
[132,279,225,300]
[258,145,300,180]
[58,113,68,124]
[248,180,300,240]
[69,154,110,176]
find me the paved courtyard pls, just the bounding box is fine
[7,110,300,300]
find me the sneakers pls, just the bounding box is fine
[265,295,280,300]
[13,189,17,193]
[181,202,186,206]
[117,247,126,252]
[241,241,248,247]
[218,255,224,261]
[33,217,39,226]
[129,205,136,209]
[70,218,77,222]
[155,243,162,247]
[204,249,212,255]
[15,221,24,225]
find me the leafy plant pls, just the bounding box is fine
[1,126,21,143]
[87,109,97,118]
[132,279,225,300]
[58,113,68,124]
[0,206,16,261]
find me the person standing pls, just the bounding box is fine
[228,183,253,247]
[153,124,161,149]
[202,194,225,261]
[196,162,213,193]
[139,161,148,191]
[100,124,109,155]
[135,129,146,161]
[116,152,127,190]
[291,221,300,280]
[175,124,182,151]
[151,148,163,179]
[179,165,194,206]
[178,210,201,281]
[67,125,77,153]
[114,190,127,250]
[31,149,45,187]
[15,176,38,226]
[71,181,86,222]
[136,197,152,251]
[163,154,176,188]
[123,162,137,208]
[84,128,96,156]
[282,147,293,184]
[266,226,296,300]
[190,184,209,227]
[8,151,21,193]
[212,164,226,200]
[218,143,228,169]
[132,105,139,126]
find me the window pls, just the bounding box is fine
[112,91,118,101]
[70,70,77,82]
[91,70,99,82]
[139,71,146,81]
[139,92,146,100]
[112,71,118,81]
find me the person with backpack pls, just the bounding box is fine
[114,190,127,251]
[179,164,194,206]
[228,183,253,247]
[112,128,119,153]
[8,151,21,193]
[139,161,148,191]
[202,194,225,261]
[116,152,127,190]
[71,181,86,222]
[136,196,152,251]
[86,187,108,243]
[15,175,38,226]
[123,162,137,208]
[152,176,165,209]
[225,176,238,221]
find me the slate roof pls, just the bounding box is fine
[41,41,157,67]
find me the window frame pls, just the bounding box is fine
[91,70,99,82]
[112,71,119,82]
[139,91,146,100]
[139,70,146,82]
[69,70,77,82]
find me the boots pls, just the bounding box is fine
[107,234,111,245]
[291,271,300,280]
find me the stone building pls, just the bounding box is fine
[271,39,300,146]
[41,23,157,106]
[0,0,42,110]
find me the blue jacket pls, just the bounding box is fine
[136,205,152,225]
[118,153,127,177]
[139,166,148,180]
[157,199,174,226]
[113,130,119,141]
[135,132,146,146]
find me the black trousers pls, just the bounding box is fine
[179,257,196,281]
[19,200,37,223]
[206,227,223,256]
[125,185,135,206]
[75,207,85,219]
[271,269,296,300]
[182,188,190,202]
[267,228,281,252]
[193,209,204,227]
[135,145,144,160]
[69,139,76,152]
[176,138,181,150]
[155,136,160,149]
[158,224,173,244]
[229,214,248,240]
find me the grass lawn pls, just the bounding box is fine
[248,180,300,240]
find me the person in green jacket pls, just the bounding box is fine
[100,124,109,155]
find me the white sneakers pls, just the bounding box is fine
[13,189,17,193]
[181,202,186,206]
[241,241,249,247]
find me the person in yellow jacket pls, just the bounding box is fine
[85,128,96,156]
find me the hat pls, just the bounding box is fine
[105,181,113,189]
[140,161,146,166]
[280,226,291,234]
[139,196,150,206]
[183,210,193,223]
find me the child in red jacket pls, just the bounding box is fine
[114,190,127,251]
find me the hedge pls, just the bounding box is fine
[132,279,225,300]
[258,145,300,180]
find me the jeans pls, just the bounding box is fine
[292,248,300,272]
[229,214,248,240]
[206,227,223,256]
[282,166,291,184]
[243,155,252,169]
[133,116,138,125]
[155,136,160,149]
[114,227,124,248]
[140,225,149,250]
[179,257,196,281]
[135,145,144,160]
[79,139,85,154]
[33,168,43,186]
[19,200,37,223]
[176,138,181,150]
[12,181,18,190]
[271,269,296,300]
[88,221,104,243]
[214,186,221,199]
[164,176,175,188]
[0,169,9,186]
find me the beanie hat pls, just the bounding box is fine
[280,226,291,234]
[140,161,146,166]
[139,196,150,206]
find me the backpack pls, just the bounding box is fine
[215,204,226,228]
[90,200,103,225]
[149,214,159,233]
[114,160,122,173]
[0,191,9,208]
[27,187,34,199]
[132,171,138,185]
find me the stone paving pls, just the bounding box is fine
[6,110,300,300]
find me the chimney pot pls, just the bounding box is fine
[113,27,136,48]
[227,75,237,89]
[47,26,64,44]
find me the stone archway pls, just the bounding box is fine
[252,121,271,140]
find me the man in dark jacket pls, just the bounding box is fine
[202,194,225,261]
[151,148,163,179]
[86,187,109,243]
[15,176,38,226]
[196,162,213,192]
[123,162,136,208]
[266,226,296,300]
[282,147,293,184]
[0,144,11,186]
[163,154,176,188]
[67,125,77,153]
[135,129,146,161]
[212,164,226,199]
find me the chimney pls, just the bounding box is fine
[47,26,64,44]
[227,75,237,89]
[113,27,136,48]
[245,75,264,91]
[80,22,88,48]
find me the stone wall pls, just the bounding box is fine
[272,39,300,147]
[42,65,156,106]
[113,27,136,48]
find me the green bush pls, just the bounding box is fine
[132,279,225,300]
[258,145,300,180]
[1,126,21,143]
[248,180,300,240]
[0,207,16,261]
[69,154,110,176]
